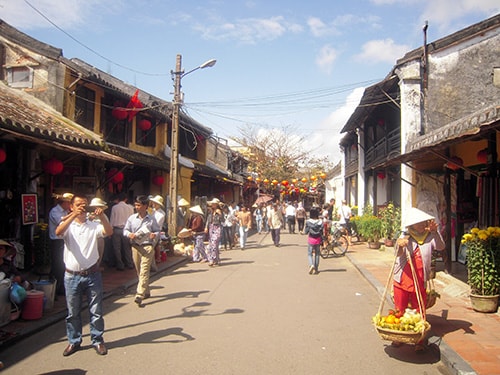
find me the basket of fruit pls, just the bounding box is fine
[373,308,431,344]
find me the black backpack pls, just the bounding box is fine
[307,221,323,238]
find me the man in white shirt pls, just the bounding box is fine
[285,202,297,234]
[56,194,112,357]
[109,192,134,271]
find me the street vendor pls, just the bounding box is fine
[0,239,22,284]
[393,207,445,352]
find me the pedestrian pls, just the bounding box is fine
[392,207,445,352]
[177,198,190,234]
[221,205,236,250]
[228,201,239,245]
[253,204,264,234]
[123,195,160,306]
[262,203,269,233]
[149,195,166,271]
[48,192,73,296]
[327,198,336,221]
[188,205,208,262]
[88,197,109,265]
[339,200,353,246]
[205,198,223,266]
[237,205,252,250]
[109,192,134,271]
[304,207,323,275]
[268,202,283,247]
[296,202,306,234]
[55,194,112,357]
[285,202,297,234]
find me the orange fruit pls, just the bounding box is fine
[386,315,396,324]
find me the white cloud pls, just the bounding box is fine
[307,17,338,37]
[0,0,116,30]
[195,16,303,44]
[316,45,338,75]
[304,87,365,163]
[356,39,409,64]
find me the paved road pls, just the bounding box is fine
[1,232,450,375]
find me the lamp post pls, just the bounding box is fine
[168,54,216,237]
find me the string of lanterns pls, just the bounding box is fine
[247,172,327,196]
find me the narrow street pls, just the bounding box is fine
[1,232,449,375]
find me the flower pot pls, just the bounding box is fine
[469,293,499,313]
[384,238,394,247]
[368,241,381,249]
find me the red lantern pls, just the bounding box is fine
[152,175,165,186]
[377,119,385,126]
[43,157,64,175]
[445,157,463,171]
[377,171,386,179]
[112,102,128,120]
[477,148,488,164]
[139,119,152,131]
[0,148,6,164]
[281,180,289,186]
[107,168,124,184]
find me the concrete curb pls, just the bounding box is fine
[346,252,477,375]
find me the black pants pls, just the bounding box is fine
[287,216,296,233]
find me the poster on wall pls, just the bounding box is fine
[21,194,38,225]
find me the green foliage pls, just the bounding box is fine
[379,202,401,240]
[354,204,382,242]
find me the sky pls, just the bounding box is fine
[1,0,499,165]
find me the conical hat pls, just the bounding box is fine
[189,205,204,215]
[403,207,434,228]
[177,228,193,238]
[178,198,190,207]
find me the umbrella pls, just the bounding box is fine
[254,194,274,205]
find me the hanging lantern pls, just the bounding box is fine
[0,148,6,164]
[255,177,261,183]
[271,179,278,185]
[377,171,386,180]
[301,177,308,183]
[291,178,297,184]
[107,168,124,184]
[139,119,152,131]
[377,119,385,126]
[477,148,488,164]
[281,180,289,186]
[445,156,463,171]
[43,157,64,175]
[112,101,128,120]
[300,188,306,193]
[310,175,317,181]
[152,175,165,186]
[263,178,269,184]
[320,172,326,179]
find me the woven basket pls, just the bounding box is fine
[375,321,430,344]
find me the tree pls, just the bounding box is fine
[231,124,334,182]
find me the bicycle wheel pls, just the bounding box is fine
[332,235,349,255]
[320,243,331,259]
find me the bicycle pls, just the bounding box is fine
[320,221,349,258]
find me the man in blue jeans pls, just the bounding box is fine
[56,194,113,357]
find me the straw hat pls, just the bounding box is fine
[207,198,221,205]
[0,240,15,257]
[178,198,190,207]
[58,192,73,202]
[403,207,434,228]
[177,228,193,238]
[89,197,108,209]
[189,205,204,216]
[150,195,164,208]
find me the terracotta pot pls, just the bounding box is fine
[368,241,381,249]
[384,238,394,247]
[470,294,499,313]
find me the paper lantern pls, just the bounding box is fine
[281,180,289,186]
[247,176,253,181]
[107,168,124,184]
[255,177,261,183]
[291,178,297,184]
[310,175,317,181]
[377,171,386,179]
[271,179,278,185]
[445,157,463,171]
[112,102,128,120]
[477,149,488,164]
[152,175,165,186]
[377,119,385,126]
[301,177,308,183]
[320,172,326,179]
[139,119,152,131]
[263,178,269,184]
[0,148,6,164]
[43,157,64,175]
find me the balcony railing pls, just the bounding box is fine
[365,128,400,167]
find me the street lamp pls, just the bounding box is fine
[168,54,216,237]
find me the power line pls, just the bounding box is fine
[23,0,168,77]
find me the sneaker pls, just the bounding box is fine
[134,296,143,306]
[309,266,315,275]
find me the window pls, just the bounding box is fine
[74,85,96,130]
[101,95,130,147]
[135,115,156,147]
[7,66,34,88]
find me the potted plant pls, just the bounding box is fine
[461,226,500,313]
[356,205,382,248]
[379,202,401,247]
